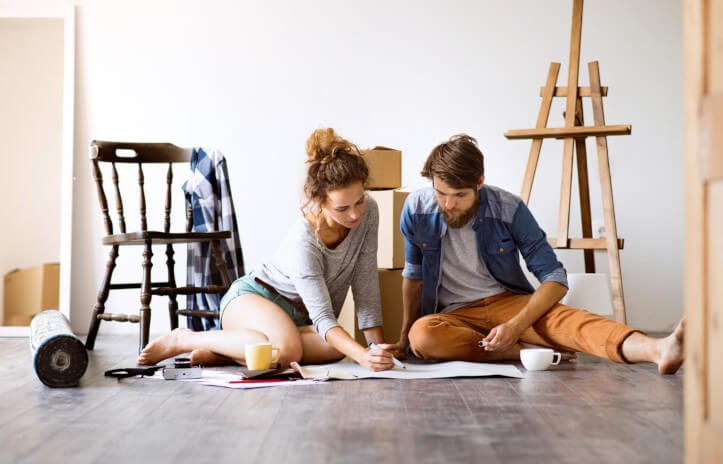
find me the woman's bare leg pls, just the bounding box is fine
[189,324,348,367]
[297,325,345,364]
[137,326,266,366]
[189,349,235,366]
[137,294,303,366]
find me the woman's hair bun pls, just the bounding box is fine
[305,128,359,164]
[302,127,369,225]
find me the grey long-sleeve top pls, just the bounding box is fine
[254,194,383,341]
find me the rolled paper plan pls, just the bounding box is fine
[30,310,88,387]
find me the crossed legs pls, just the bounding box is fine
[137,294,344,367]
[408,293,685,374]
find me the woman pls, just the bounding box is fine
[138,128,395,371]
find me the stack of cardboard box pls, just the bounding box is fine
[338,147,408,344]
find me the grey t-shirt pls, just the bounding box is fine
[254,194,383,341]
[437,218,506,313]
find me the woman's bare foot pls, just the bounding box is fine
[657,317,685,375]
[189,349,236,366]
[137,328,192,365]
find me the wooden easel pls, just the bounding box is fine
[504,0,629,324]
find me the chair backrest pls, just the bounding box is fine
[90,140,194,235]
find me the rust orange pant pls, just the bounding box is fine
[408,292,642,364]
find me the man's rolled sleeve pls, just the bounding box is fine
[539,267,569,289]
[511,201,569,289]
[402,261,422,280]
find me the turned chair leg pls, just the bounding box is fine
[86,245,119,350]
[139,240,153,353]
[166,243,179,330]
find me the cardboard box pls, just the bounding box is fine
[337,291,365,345]
[369,190,409,269]
[362,146,402,189]
[338,269,404,345]
[3,263,60,326]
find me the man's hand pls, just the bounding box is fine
[483,322,523,352]
[387,340,408,360]
[482,282,567,352]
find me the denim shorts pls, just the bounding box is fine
[218,272,313,329]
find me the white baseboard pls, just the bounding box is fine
[0,326,30,337]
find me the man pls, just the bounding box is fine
[392,134,684,374]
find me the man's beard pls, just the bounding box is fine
[440,196,479,229]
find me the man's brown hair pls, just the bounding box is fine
[421,134,484,189]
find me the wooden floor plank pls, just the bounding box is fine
[0,334,683,464]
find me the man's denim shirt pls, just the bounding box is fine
[400,184,568,317]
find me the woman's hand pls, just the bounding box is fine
[359,344,395,371]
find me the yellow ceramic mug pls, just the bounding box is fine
[245,342,281,370]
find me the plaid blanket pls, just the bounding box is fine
[182,147,245,330]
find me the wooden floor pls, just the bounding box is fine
[0,334,682,464]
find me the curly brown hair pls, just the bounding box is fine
[302,128,369,234]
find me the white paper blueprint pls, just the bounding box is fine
[295,360,525,380]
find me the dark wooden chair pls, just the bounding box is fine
[85,140,232,352]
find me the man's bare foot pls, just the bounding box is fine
[189,349,236,366]
[137,328,192,365]
[657,317,685,375]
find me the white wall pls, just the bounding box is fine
[0,18,64,321]
[69,0,683,335]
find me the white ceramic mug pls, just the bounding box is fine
[520,348,561,371]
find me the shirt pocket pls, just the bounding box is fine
[417,230,442,251]
[487,234,517,256]
[484,234,521,279]
[419,235,442,275]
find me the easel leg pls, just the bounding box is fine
[589,61,626,324]
[557,0,584,248]
[557,139,575,248]
[521,62,560,204]
[598,151,626,324]
[575,97,595,273]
